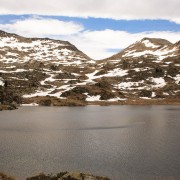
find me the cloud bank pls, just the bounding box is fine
[0,0,180,23]
[69,30,180,59]
[0,17,179,59]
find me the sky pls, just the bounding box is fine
[0,0,180,59]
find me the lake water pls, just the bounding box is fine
[0,106,180,179]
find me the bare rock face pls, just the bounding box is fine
[0,30,179,106]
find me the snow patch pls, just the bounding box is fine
[0,79,4,86]
[151,77,166,87]
[123,47,177,60]
[165,62,172,64]
[86,70,99,82]
[107,97,127,102]
[86,95,101,101]
[118,81,144,90]
[140,97,152,100]
[142,40,160,48]
[152,92,156,97]
[40,74,55,85]
[133,67,152,72]
[0,69,27,73]
[86,69,128,83]
[174,74,180,84]
[105,68,128,77]
[21,103,39,106]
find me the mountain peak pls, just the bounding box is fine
[0,29,92,64]
[0,30,20,38]
[105,37,179,61]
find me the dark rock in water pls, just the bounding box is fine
[0,172,15,180]
[26,172,110,180]
[0,104,18,111]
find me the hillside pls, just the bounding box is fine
[106,37,179,61]
[0,30,179,107]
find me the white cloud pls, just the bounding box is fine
[0,18,179,59]
[68,30,180,59]
[0,0,180,23]
[170,18,180,24]
[0,17,83,36]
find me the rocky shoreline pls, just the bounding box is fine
[0,172,110,180]
[0,103,18,111]
[0,97,180,111]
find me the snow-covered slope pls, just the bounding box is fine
[0,32,179,105]
[107,38,180,62]
[0,30,92,65]
[94,38,180,103]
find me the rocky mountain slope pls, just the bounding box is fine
[107,37,180,61]
[0,30,179,107]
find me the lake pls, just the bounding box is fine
[0,105,180,179]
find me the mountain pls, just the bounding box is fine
[96,37,180,103]
[106,37,179,61]
[0,30,91,64]
[0,31,179,107]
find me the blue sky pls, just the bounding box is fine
[0,0,180,59]
[1,15,180,33]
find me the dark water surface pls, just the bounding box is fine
[0,106,180,179]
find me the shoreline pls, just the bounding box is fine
[0,99,180,111]
[1,95,180,111]
[0,101,180,111]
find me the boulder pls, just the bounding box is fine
[39,99,52,106]
[139,90,152,98]
[100,91,116,100]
